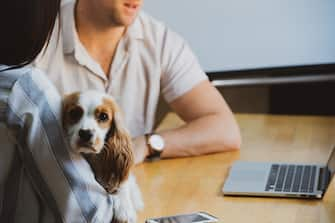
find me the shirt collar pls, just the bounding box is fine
[62,1,144,55]
[62,0,76,54]
[126,14,144,41]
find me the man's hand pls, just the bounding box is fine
[132,136,150,164]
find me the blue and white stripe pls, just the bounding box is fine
[0,65,114,223]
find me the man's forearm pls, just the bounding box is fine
[132,113,241,164]
[159,113,241,158]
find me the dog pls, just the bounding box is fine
[62,90,143,223]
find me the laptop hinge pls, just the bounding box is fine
[317,167,331,192]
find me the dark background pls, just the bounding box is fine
[208,64,335,115]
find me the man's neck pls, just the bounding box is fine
[75,2,126,76]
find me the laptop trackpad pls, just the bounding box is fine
[223,161,272,193]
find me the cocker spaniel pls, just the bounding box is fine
[62,90,143,223]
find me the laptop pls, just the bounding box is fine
[222,146,335,198]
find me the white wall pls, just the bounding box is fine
[143,0,335,72]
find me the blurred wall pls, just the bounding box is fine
[144,0,335,73]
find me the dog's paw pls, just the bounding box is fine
[128,174,144,211]
[133,196,144,211]
[114,198,137,223]
[114,208,137,223]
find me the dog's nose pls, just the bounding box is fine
[78,129,93,142]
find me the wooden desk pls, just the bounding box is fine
[133,113,335,223]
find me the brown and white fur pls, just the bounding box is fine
[62,90,143,223]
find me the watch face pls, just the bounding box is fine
[149,134,165,151]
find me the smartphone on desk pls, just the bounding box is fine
[146,211,219,223]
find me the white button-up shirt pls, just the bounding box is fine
[35,0,208,137]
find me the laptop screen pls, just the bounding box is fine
[327,147,335,177]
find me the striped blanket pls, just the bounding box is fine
[0,65,114,223]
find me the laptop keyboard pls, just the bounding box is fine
[265,164,317,193]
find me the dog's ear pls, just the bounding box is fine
[85,104,134,194]
[61,92,81,129]
[106,113,134,189]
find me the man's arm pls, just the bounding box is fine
[133,80,241,163]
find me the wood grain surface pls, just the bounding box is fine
[133,113,335,223]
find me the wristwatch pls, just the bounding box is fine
[145,133,165,160]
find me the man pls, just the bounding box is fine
[35,0,241,164]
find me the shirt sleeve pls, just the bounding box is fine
[160,28,208,103]
[0,66,114,223]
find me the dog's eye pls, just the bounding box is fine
[98,112,109,122]
[68,106,83,122]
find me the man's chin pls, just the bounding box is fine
[113,14,138,27]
